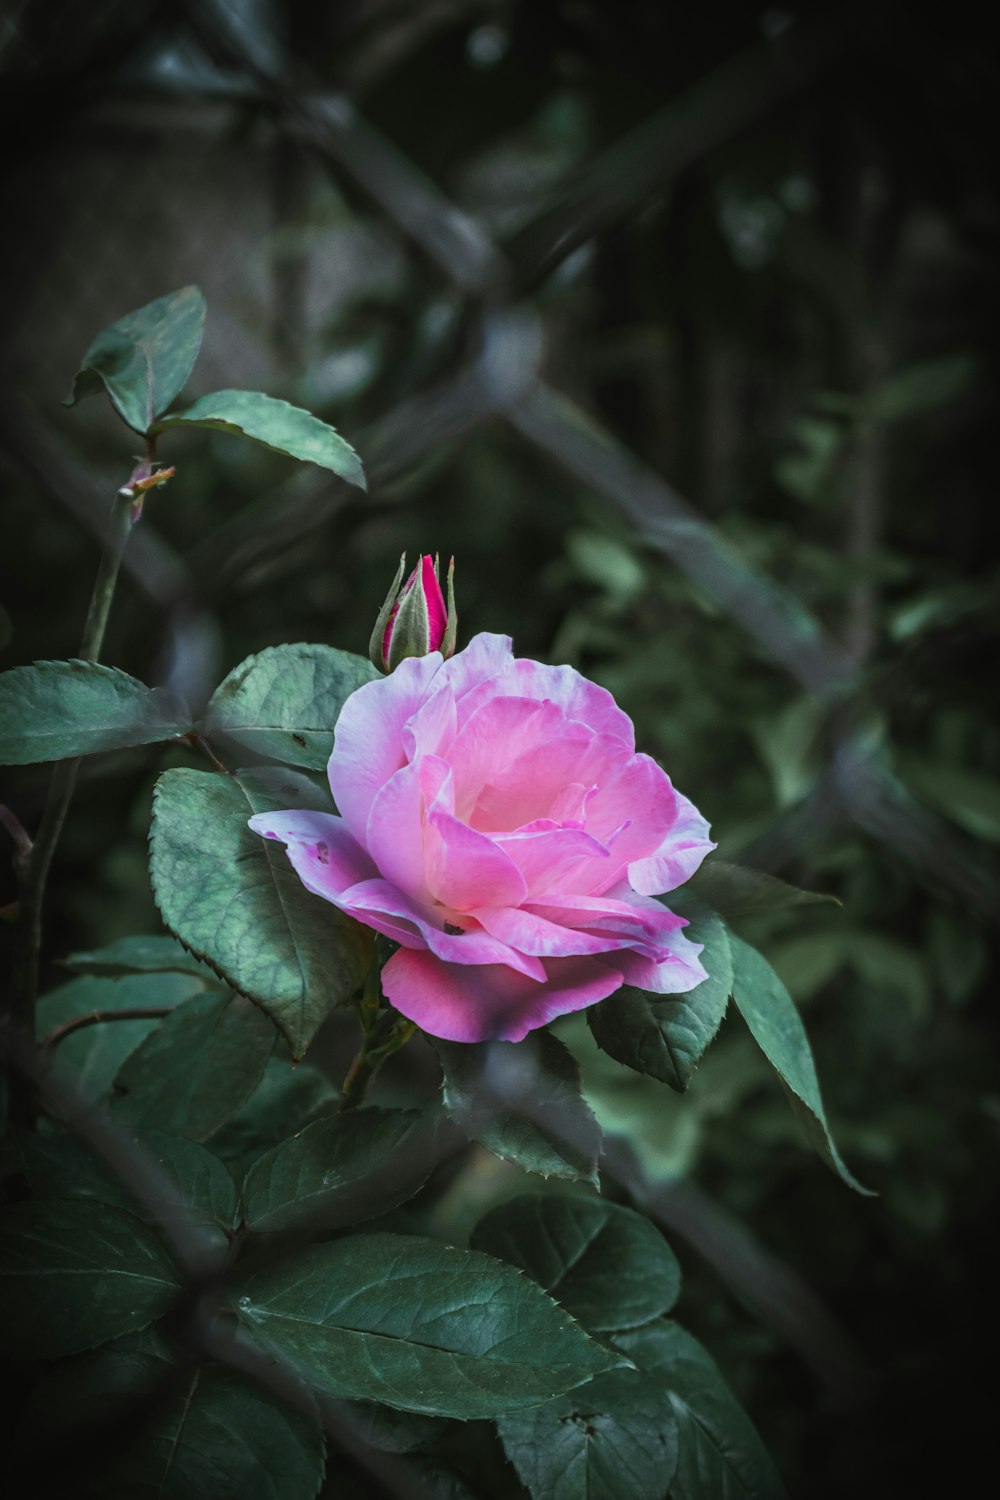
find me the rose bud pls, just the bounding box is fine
[369,553,457,674]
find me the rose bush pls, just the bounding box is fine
[250,633,715,1042]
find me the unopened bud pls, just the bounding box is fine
[369,553,457,673]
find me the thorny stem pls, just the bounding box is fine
[10,465,151,1124]
[339,967,416,1112]
[41,1006,173,1051]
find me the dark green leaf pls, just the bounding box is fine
[497,1367,679,1500]
[114,988,275,1142]
[588,902,731,1091]
[472,1192,680,1333]
[244,1106,431,1235]
[65,933,219,982]
[339,1401,447,1454]
[728,935,871,1194]
[18,1340,325,1500]
[209,1056,337,1173]
[866,353,975,425]
[151,388,366,487]
[614,1321,786,1500]
[0,1200,181,1358]
[232,1232,624,1419]
[434,1032,602,1186]
[37,971,206,1100]
[17,1128,239,1243]
[149,766,374,1056]
[0,660,191,764]
[687,862,837,918]
[204,643,377,770]
[65,285,206,434]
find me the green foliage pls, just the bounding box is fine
[113,988,275,1141]
[64,285,206,434]
[587,901,731,1091]
[152,389,367,487]
[243,1106,431,1234]
[614,1322,786,1500]
[65,932,219,982]
[472,1192,681,1332]
[208,1056,338,1175]
[231,1232,625,1419]
[728,935,870,1194]
[18,1339,326,1500]
[687,864,838,919]
[37,971,206,1098]
[0,1200,182,1358]
[435,1031,602,1185]
[497,1368,680,1500]
[204,643,377,770]
[0,660,191,764]
[149,766,373,1056]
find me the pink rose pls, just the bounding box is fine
[249,633,714,1043]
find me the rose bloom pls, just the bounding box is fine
[250,634,715,1043]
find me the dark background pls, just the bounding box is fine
[1,1,998,1494]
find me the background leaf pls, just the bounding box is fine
[17,1339,326,1500]
[65,284,206,433]
[614,1321,786,1500]
[149,766,373,1056]
[472,1191,681,1332]
[232,1232,624,1419]
[497,1367,679,1500]
[434,1031,603,1185]
[204,643,377,770]
[0,1200,181,1358]
[244,1106,432,1235]
[152,388,366,487]
[687,863,837,918]
[65,933,219,982]
[588,901,732,1091]
[208,1056,338,1175]
[113,988,275,1141]
[728,935,871,1194]
[37,971,206,1100]
[0,660,191,764]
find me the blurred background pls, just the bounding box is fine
[1,1,997,1494]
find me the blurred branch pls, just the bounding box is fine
[505,14,849,291]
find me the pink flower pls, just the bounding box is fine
[249,634,715,1044]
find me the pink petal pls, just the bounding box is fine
[402,682,457,761]
[524,889,687,950]
[247,810,376,899]
[469,724,601,832]
[339,879,545,979]
[448,696,569,822]
[476,904,636,958]
[500,657,635,748]
[583,753,677,872]
[424,808,527,911]
[606,926,708,993]
[364,761,429,900]
[382,947,625,1043]
[328,651,442,844]
[492,823,611,898]
[627,791,716,895]
[436,632,514,712]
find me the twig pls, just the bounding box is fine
[41,1006,173,1051]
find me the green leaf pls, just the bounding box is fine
[0,1200,181,1358]
[209,1056,337,1173]
[472,1192,680,1334]
[65,932,219,982]
[497,1367,679,1500]
[114,989,275,1142]
[687,862,837,918]
[434,1031,602,1186]
[65,285,206,434]
[151,388,366,488]
[342,1401,447,1455]
[18,1341,325,1500]
[614,1321,786,1500]
[587,901,731,1091]
[204,644,377,770]
[18,1128,239,1241]
[149,766,374,1056]
[0,660,191,765]
[728,935,871,1194]
[37,971,206,1100]
[232,1232,625,1420]
[866,353,975,425]
[244,1106,431,1235]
